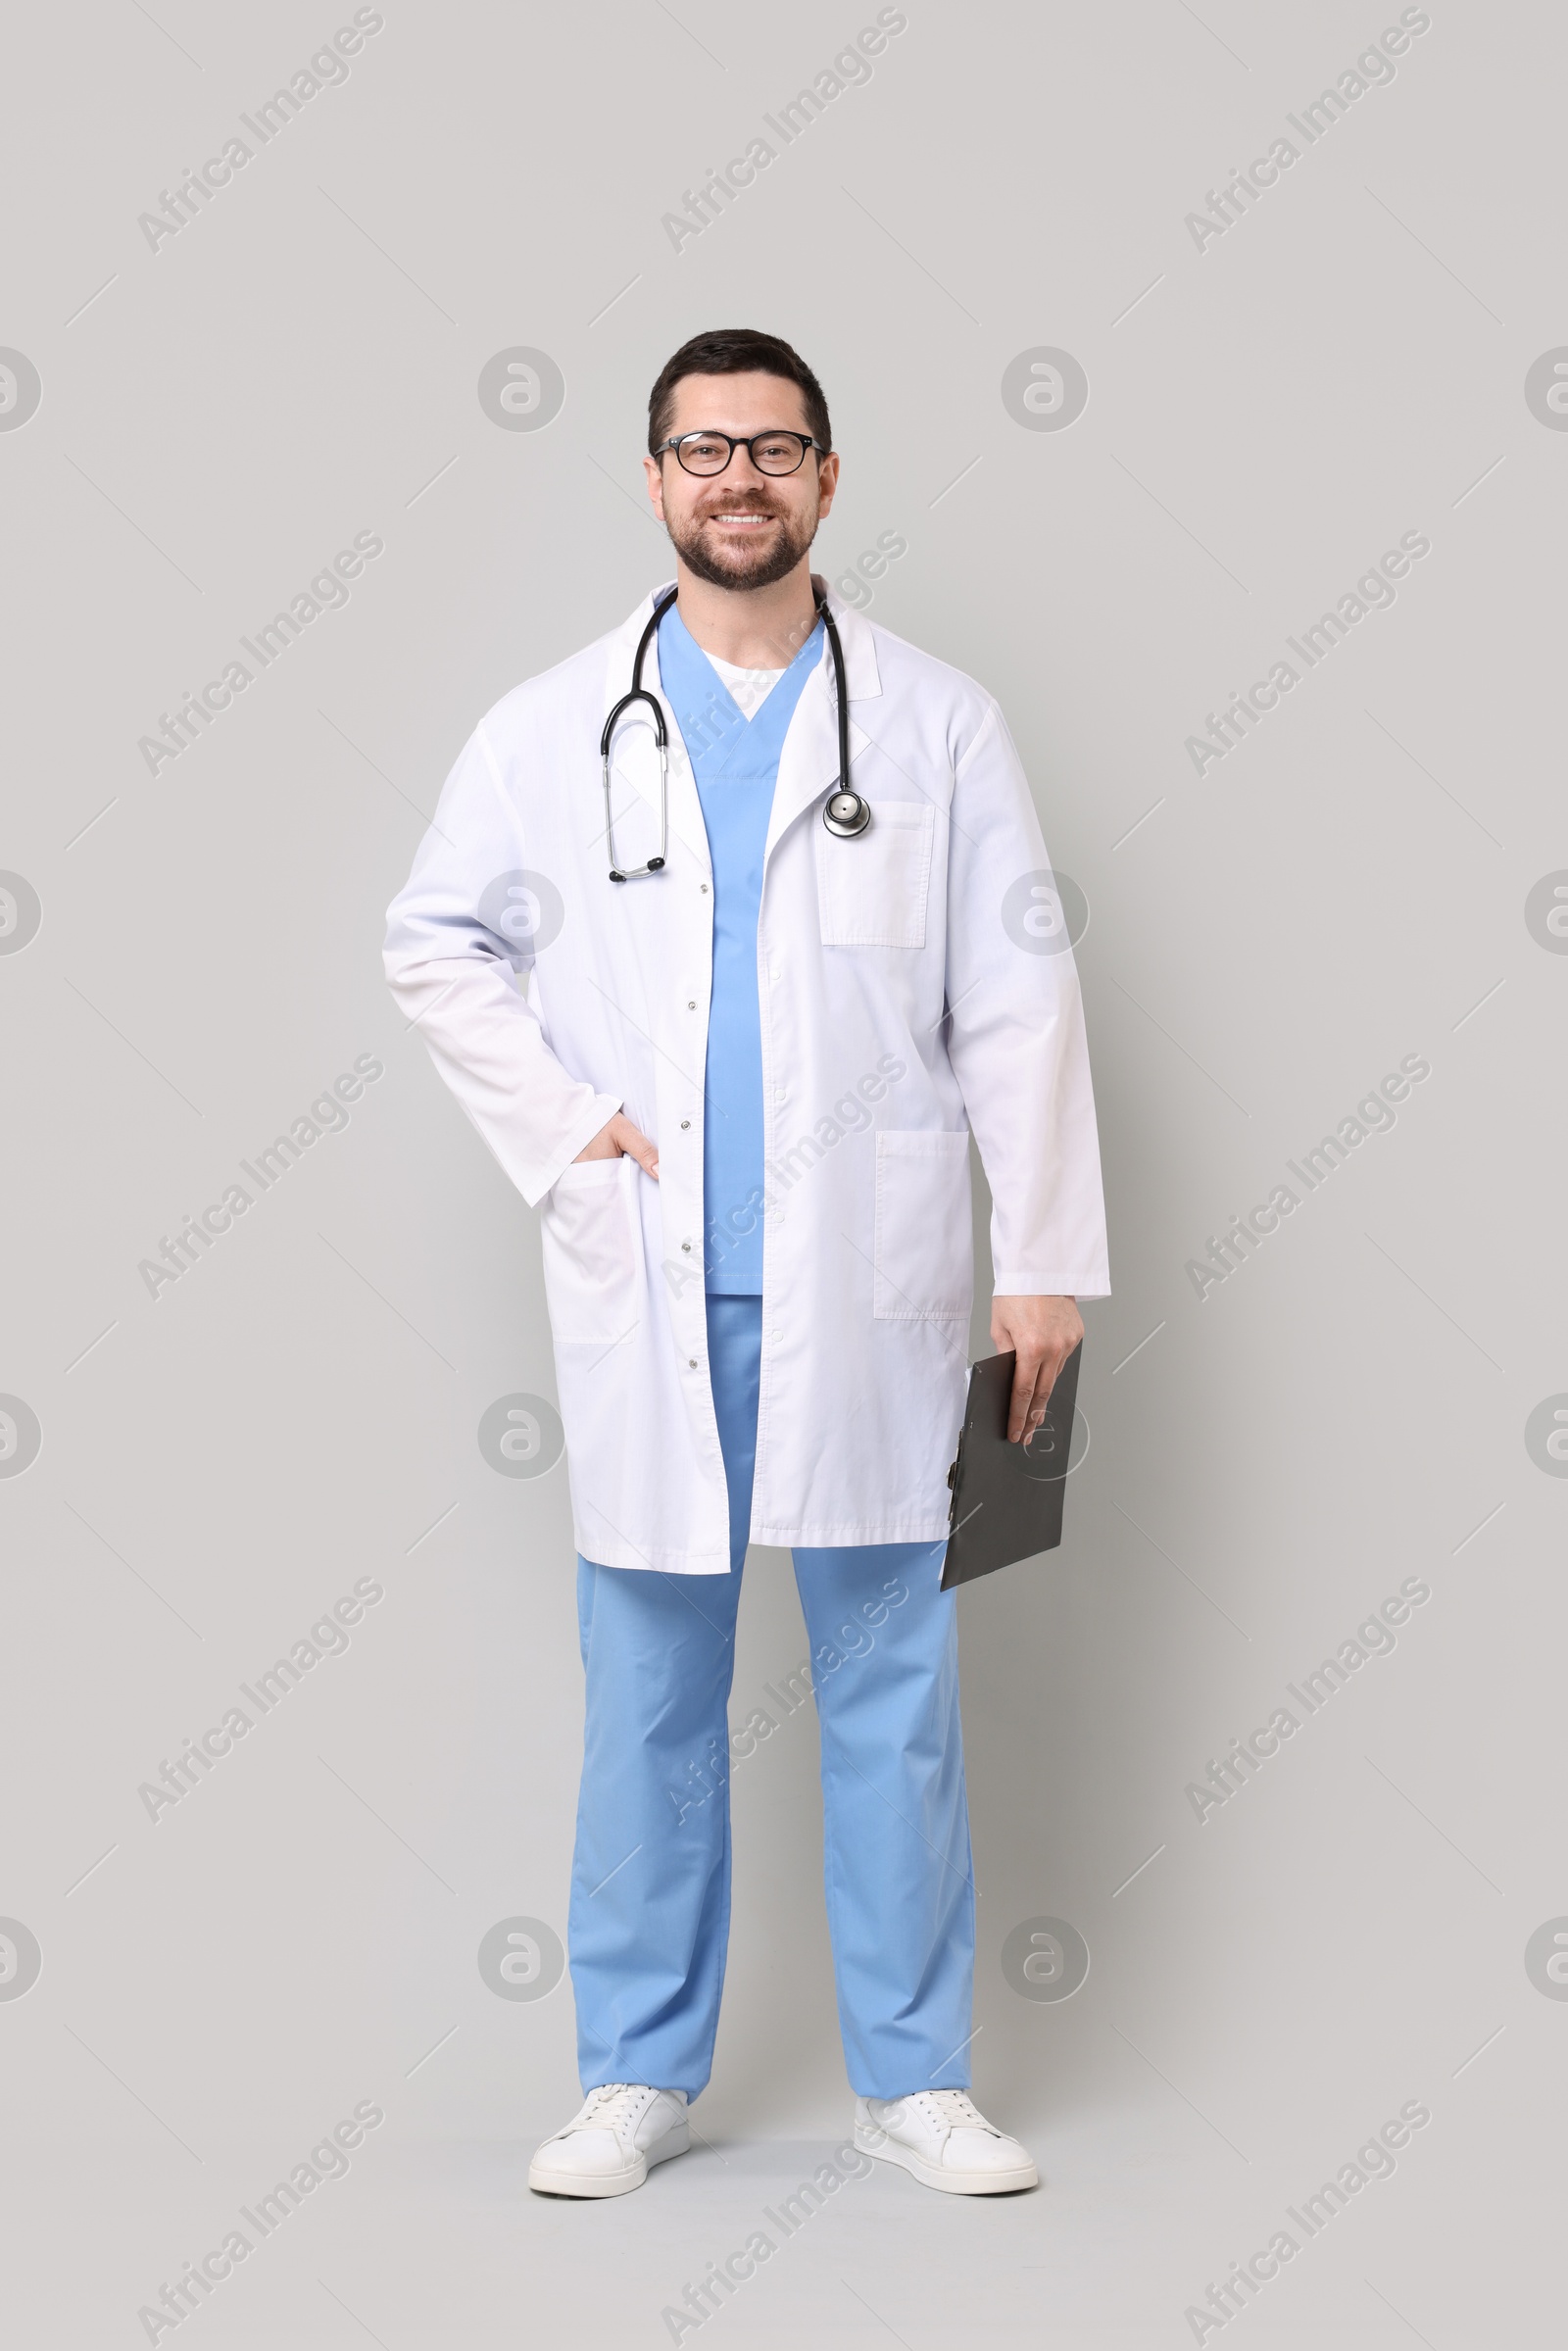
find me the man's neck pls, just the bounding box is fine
[673,561,819,672]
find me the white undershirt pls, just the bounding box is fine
[707,650,787,718]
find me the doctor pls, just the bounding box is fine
[385,327,1108,2200]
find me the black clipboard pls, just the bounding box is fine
[940,1342,1083,1591]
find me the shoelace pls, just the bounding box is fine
[912,2089,998,2135]
[573,2082,657,2141]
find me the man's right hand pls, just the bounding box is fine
[573,1112,660,1179]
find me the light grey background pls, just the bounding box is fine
[2,1,1562,2342]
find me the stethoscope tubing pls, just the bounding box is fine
[599,585,868,880]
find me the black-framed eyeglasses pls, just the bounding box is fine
[656,429,823,477]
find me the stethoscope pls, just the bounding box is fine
[598,584,870,882]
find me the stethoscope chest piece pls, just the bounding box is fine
[822,788,871,838]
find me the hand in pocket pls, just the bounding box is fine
[574,1112,660,1178]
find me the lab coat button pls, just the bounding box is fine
[680,1119,691,1130]
[687,1000,697,1010]
[681,1241,692,1252]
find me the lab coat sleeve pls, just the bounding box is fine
[383,718,622,1207]
[943,700,1110,1298]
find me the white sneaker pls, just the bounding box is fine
[856,2089,1039,2195]
[527,2082,690,2198]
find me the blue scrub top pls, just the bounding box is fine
[656,603,823,1292]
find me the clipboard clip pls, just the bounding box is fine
[945,1426,966,1527]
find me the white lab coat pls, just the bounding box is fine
[384,578,1109,1573]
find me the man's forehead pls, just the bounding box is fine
[665,371,809,430]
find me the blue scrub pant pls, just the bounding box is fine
[568,1293,976,2101]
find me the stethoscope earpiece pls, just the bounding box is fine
[600,587,679,883]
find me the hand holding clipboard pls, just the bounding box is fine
[941,1341,1084,1591]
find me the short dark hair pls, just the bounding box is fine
[647,328,832,459]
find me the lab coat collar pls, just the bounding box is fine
[601,578,883,871]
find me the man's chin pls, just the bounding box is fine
[676,525,808,593]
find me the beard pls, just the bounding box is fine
[664,494,818,591]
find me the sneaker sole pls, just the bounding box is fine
[857,2129,1038,2196]
[528,2122,689,2199]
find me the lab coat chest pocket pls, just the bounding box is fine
[873,1130,972,1321]
[816,801,934,948]
[540,1155,645,1345]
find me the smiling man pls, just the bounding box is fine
[384,327,1109,2200]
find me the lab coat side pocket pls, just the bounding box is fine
[873,1130,972,1321]
[540,1154,645,1346]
